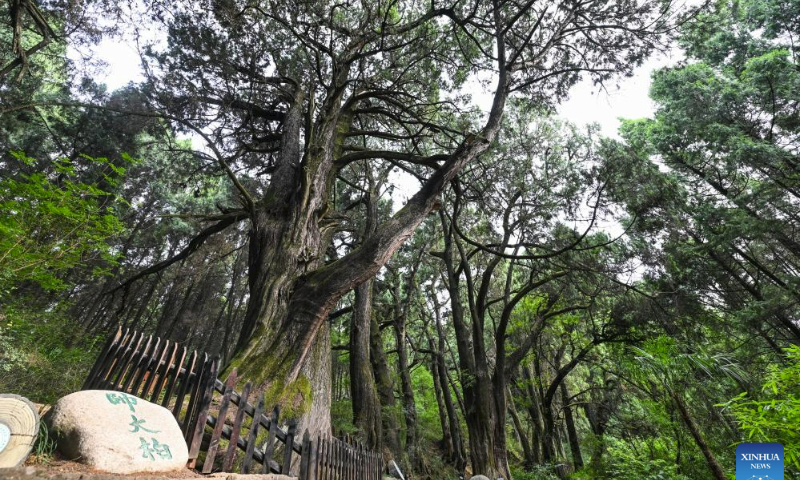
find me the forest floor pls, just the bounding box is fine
[4,456,293,480]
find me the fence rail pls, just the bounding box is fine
[82,326,384,479]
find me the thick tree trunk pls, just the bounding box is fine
[350,280,382,449]
[490,374,512,479]
[229,205,335,436]
[228,48,508,440]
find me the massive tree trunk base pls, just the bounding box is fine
[228,318,332,438]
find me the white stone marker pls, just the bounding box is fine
[46,390,189,474]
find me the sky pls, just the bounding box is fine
[559,50,684,138]
[90,37,683,140]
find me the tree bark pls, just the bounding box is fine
[429,334,453,459]
[672,392,727,480]
[350,280,382,448]
[350,176,382,449]
[561,382,584,470]
[370,309,402,458]
[439,212,508,479]
[508,388,534,468]
[432,297,466,472]
[219,25,509,438]
[393,300,418,457]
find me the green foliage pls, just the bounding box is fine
[0,302,102,404]
[511,464,561,480]
[602,436,691,480]
[0,151,127,295]
[331,398,358,437]
[721,345,800,469]
[411,366,444,443]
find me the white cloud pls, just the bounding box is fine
[558,50,684,138]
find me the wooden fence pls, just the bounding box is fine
[301,434,385,480]
[82,326,384,479]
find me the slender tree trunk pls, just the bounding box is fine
[155,278,183,336]
[541,401,558,463]
[508,390,534,468]
[671,392,727,480]
[349,177,382,449]
[561,382,584,470]
[438,212,508,479]
[123,275,159,331]
[220,249,246,366]
[521,366,544,465]
[370,310,402,458]
[163,278,196,340]
[431,299,466,472]
[394,312,418,454]
[429,334,453,459]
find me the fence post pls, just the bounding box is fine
[202,368,237,473]
[242,393,266,473]
[187,356,219,468]
[223,381,252,471]
[283,419,297,474]
[82,325,122,389]
[262,405,280,473]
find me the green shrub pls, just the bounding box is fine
[721,345,800,470]
[511,464,562,480]
[0,303,101,404]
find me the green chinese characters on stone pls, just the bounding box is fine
[129,415,160,434]
[106,392,137,412]
[138,437,172,461]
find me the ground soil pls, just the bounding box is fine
[2,462,291,480]
[0,452,294,480]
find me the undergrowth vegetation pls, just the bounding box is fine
[0,302,101,404]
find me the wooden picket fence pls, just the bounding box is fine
[303,434,385,480]
[82,326,384,479]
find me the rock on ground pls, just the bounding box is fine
[45,391,189,474]
[469,476,491,480]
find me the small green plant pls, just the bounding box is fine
[31,421,58,463]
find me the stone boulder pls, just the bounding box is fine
[469,476,491,480]
[46,391,189,474]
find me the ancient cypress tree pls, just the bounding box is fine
[91,0,678,453]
